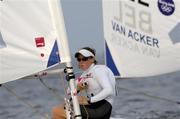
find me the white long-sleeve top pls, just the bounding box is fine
[77,64,116,105]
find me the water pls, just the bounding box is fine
[0,71,180,119]
[113,71,180,119]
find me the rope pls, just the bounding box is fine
[38,76,62,100]
[37,69,71,100]
[37,68,75,118]
[37,70,74,118]
[2,84,50,119]
[82,105,89,119]
[77,82,89,119]
[37,69,77,118]
[116,86,180,105]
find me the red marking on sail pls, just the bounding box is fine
[35,37,45,47]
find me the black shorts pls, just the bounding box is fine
[80,100,112,119]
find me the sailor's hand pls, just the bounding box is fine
[77,82,88,91]
[78,96,89,105]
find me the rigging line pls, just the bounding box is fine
[37,68,75,117]
[37,69,70,100]
[2,84,50,119]
[38,76,62,100]
[79,91,89,119]
[116,86,180,105]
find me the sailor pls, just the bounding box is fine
[52,47,116,119]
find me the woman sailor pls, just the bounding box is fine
[52,47,116,119]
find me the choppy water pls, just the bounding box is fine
[0,71,180,119]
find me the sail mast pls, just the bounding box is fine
[48,0,81,118]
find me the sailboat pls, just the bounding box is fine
[0,0,81,119]
[102,0,180,118]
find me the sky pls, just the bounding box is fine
[61,0,105,63]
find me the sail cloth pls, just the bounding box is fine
[103,0,180,77]
[0,0,70,84]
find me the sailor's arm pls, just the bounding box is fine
[90,71,113,103]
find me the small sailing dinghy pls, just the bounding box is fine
[0,0,81,118]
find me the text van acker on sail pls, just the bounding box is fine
[111,0,160,49]
[112,20,159,49]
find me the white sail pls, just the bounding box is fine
[0,0,70,84]
[0,0,81,118]
[103,0,180,77]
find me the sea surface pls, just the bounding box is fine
[0,70,180,119]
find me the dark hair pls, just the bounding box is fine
[78,47,97,64]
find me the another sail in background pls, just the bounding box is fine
[103,0,180,77]
[0,0,69,84]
